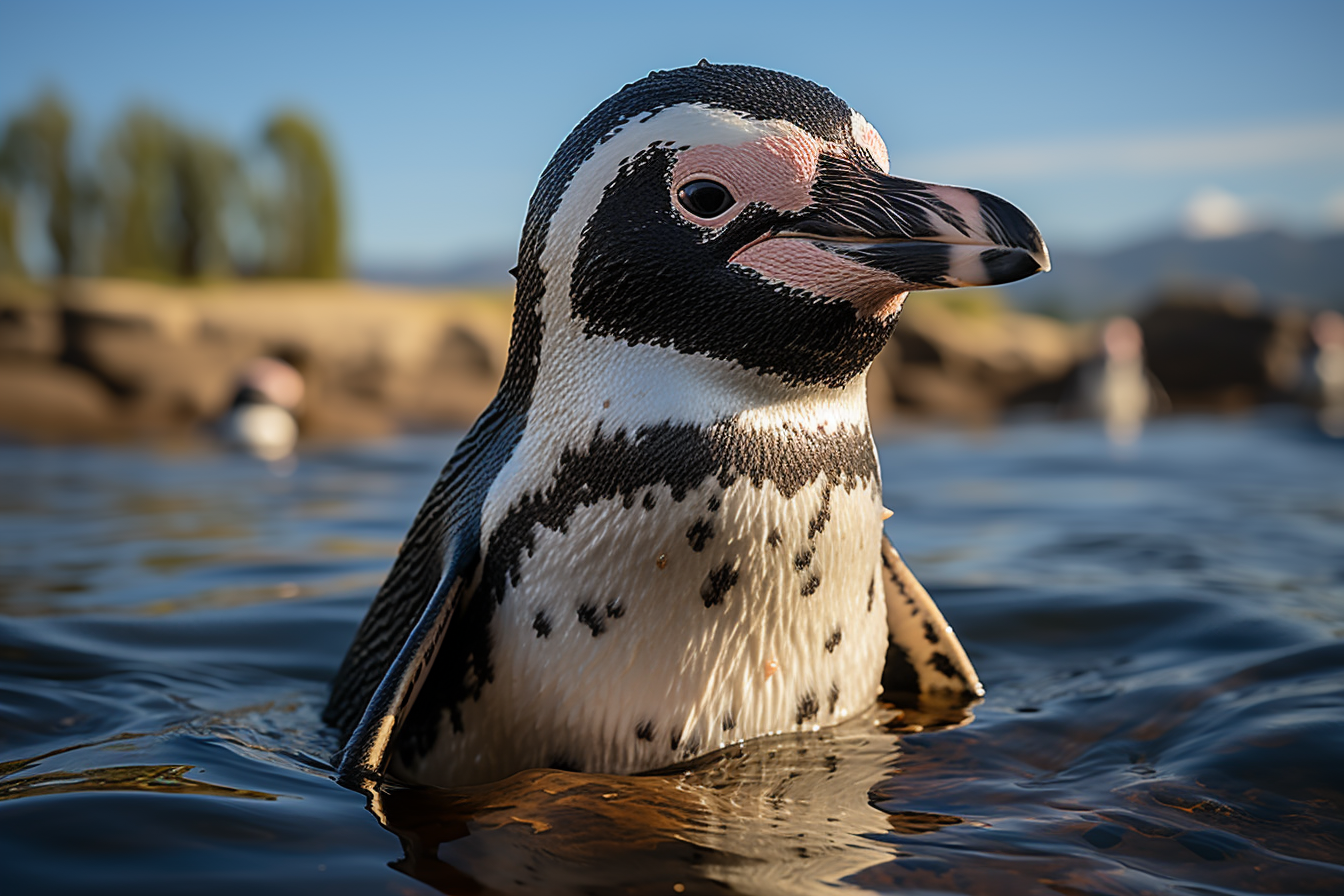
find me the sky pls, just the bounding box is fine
[3,0,1343,270]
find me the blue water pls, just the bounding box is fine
[1,413,1342,894]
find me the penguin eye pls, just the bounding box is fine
[677,180,735,219]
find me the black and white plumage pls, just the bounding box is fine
[325,63,1049,787]
[223,357,305,460]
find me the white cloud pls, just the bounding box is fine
[1327,190,1344,231]
[1183,187,1255,239]
[891,118,1344,181]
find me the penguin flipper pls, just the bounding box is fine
[324,408,517,781]
[879,534,982,704]
[334,569,468,782]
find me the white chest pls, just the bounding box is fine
[398,419,890,787]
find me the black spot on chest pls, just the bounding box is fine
[687,518,715,551]
[533,611,553,638]
[701,561,740,607]
[808,487,833,540]
[681,733,702,759]
[577,602,606,636]
[796,691,820,725]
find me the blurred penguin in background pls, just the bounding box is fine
[1077,317,1165,447]
[1309,310,1344,438]
[224,357,305,460]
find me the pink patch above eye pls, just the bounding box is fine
[731,239,909,319]
[672,134,822,215]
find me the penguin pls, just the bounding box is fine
[223,356,305,461]
[1310,310,1344,437]
[1075,317,1166,447]
[325,62,1049,788]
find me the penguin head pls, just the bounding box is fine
[510,63,1049,394]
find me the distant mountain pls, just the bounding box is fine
[1001,230,1344,317]
[359,250,517,288]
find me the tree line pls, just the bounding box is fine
[0,90,344,281]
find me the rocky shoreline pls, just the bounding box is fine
[0,278,1314,444]
[0,278,513,442]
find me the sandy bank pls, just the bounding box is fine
[0,278,1307,444]
[0,278,513,441]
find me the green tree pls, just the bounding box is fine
[0,91,78,276]
[0,188,22,277]
[100,107,175,277]
[169,132,240,278]
[101,107,241,279]
[261,111,344,278]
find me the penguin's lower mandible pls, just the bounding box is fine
[326,62,1049,788]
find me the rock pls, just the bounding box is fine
[0,278,513,441]
[1137,289,1309,411]
[872,291,1091,425]
[0,357,122,441]
[0,278,62,360]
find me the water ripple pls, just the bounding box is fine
[1,418,1341,894]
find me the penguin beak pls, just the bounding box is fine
[774,159,1050,289]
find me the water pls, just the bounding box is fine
[1,414,1342,894]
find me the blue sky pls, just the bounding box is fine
[3,0,1342,269]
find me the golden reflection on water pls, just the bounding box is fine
[0,763,277,802]
[362,704,977,895]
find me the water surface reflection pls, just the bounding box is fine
[1,416,1341,894]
